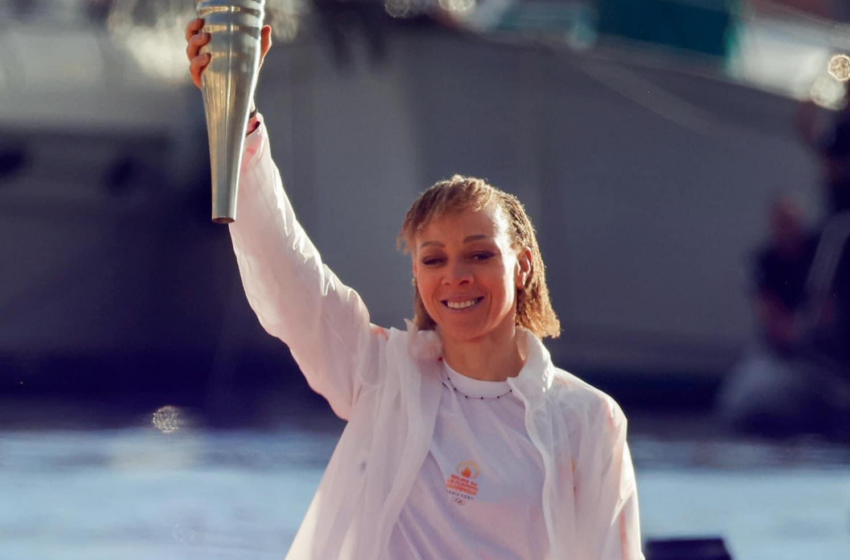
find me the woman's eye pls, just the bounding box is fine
[422,257,444,266]
[471,252,494,261]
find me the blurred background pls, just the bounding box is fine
[1,0,850,558]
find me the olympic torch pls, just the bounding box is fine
[196,0,266,223]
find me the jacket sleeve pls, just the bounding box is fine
[228,117,379,420]
[577,398,644,560]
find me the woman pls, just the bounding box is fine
[186,18,642,560]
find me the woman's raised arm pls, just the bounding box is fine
[186,19,381,419]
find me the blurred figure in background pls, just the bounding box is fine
[752,196,820,358]
[716,195,824,437]
[718,89,850,438]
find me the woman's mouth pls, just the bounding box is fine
[443,297,484,310]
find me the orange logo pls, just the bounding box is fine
[456,461,480,479]
[446,461,480,505]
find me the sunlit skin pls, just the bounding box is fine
[185,18,272,90]
[413,204,532,382]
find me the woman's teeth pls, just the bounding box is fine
[446,298,479,309]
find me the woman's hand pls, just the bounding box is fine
[185,17,273,90]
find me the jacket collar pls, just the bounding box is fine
[404,319,442,362]
[405,321,554,403]
[508,328,555,403]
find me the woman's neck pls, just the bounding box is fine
[440,327,525,382]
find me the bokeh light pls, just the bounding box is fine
[828,54,850,82]
[152,405,183,433]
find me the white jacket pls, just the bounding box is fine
[229,118,644,560]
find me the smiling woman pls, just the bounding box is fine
[397,175,561,382]
[399,174,560,339]
[186,16,643,560]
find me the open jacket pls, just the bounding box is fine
[228,117,644,560]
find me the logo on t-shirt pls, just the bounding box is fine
[445,461,480,505]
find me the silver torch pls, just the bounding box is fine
[196,0,266,224]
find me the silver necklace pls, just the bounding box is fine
[443,372,513,401]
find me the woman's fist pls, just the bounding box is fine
[185,17,273,90]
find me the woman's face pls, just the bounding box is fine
[413,204,530,344]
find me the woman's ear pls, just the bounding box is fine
[516,248,532,289]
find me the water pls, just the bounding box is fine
[2,414,850,560]
[0,428,332,560]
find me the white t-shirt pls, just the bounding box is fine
[387,360,549,560]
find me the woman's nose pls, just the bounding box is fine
[444,261,472,285]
